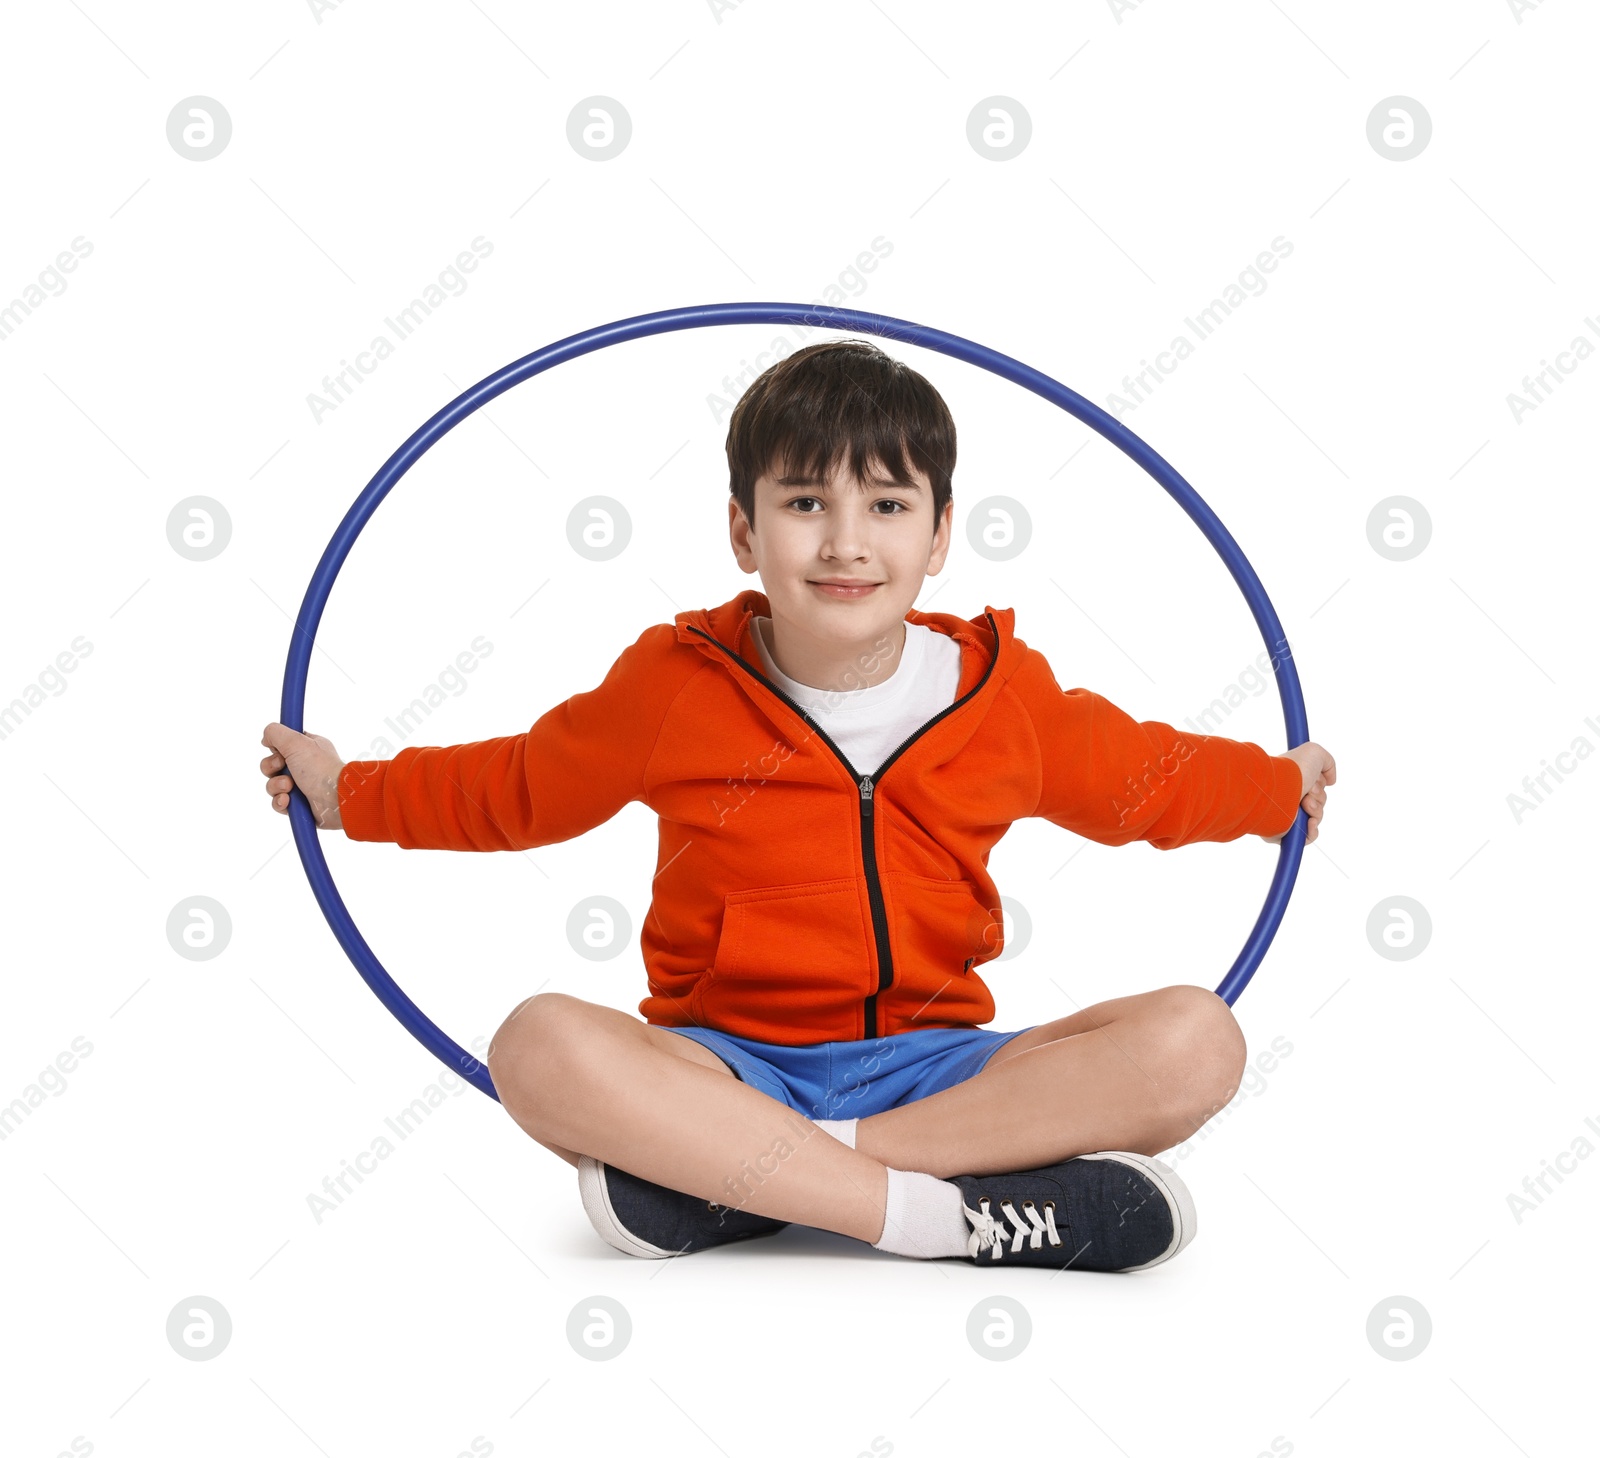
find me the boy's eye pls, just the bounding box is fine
[786,497,908,515]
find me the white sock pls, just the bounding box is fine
[872,1168,971,1260]
[813,1117,858,1149]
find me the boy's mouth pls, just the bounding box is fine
[809,579,882,599]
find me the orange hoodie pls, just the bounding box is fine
[337,589,1302,1045]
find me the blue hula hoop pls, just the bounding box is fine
[280,302,1309,1102]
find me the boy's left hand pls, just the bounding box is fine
[1262,741,1336,845]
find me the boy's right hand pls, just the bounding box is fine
[261,723,345,829]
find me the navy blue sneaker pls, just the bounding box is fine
[578,1156,790,1258]
[952,1151,1196,1271]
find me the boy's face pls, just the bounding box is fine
[728,453,952,659]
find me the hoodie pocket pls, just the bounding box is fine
[884,870,1002,981]
[691,878,874,1027]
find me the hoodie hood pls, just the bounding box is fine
[673,587,1018,703]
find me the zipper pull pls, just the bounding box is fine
[860,776,874,816]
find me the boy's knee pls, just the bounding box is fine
[1149,984,1247,1109]
[487,992,593,1091]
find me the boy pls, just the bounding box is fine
[260,339,1334,1271]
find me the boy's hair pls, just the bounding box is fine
[725,339,956,538]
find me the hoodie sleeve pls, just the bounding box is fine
[336,624,682,851]
[1011,646,1302,849]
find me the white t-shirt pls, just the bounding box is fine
[751,615,963,776]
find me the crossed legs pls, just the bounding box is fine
[485,984,1247,1246]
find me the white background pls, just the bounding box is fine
[2,1,1595,1455]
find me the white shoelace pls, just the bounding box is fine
[963,1196,1062,1259]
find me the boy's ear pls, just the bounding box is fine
[927,497,954,572]
[728,495,758,572]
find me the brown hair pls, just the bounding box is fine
[725,338,956,538]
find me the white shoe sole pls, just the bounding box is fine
[1074,1151,1197,1270]
[577,1155,676,1259]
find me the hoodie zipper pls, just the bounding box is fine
[686,613,1001,1040]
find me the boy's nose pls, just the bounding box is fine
[819,520,872,558]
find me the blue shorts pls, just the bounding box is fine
[661,1024,1036,1119]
